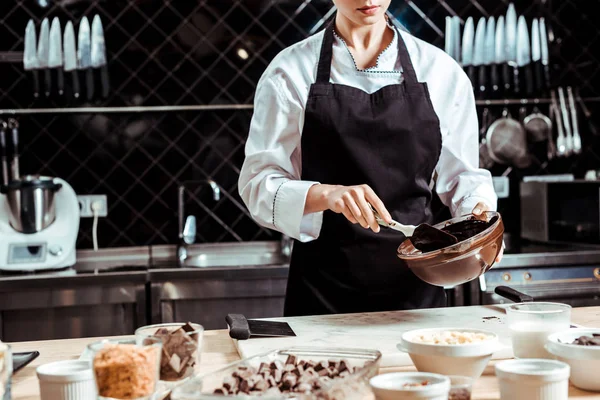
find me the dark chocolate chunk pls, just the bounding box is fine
[240,379,251,393]
[338,360,348,373]
[213,388,226,395]
[285,354,297,365]
[314,361,328,372]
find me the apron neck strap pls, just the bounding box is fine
[315,16,419,86]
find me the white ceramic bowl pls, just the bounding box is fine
[397,327,501,379]
[495,359,570,400]
[37,360,97,400]
[369,372,450,400]
[545,328,600,392]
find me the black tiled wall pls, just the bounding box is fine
[0,0,598,248]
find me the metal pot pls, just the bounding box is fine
[0,175,62,233]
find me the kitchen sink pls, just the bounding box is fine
[177,241,290,268]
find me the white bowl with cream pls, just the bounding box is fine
[369,372,450,400]
[397,327,501,379]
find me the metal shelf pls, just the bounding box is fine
[0,104,254,115]
[475,97,600,106]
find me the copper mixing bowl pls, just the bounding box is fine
[397,211,504,287]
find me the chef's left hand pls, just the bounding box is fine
[472,202,504,263]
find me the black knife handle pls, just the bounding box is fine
[495,286,534,303]
[86,68,94,101]
[466,65,476,90]
[490,63,499,95]
[524,63,534,96]
[534,61,544,95]
[478,64,487,98]
[30,70,40,98]
[543,63,552,90]
[71,70,80,99]
[512,63,520,95]
[226,314,251,340]
[502,63,511,94]
[56,68,64,96]
[44,69,51,97]
[100,65,110,99]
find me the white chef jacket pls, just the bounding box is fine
[239,23,497,243]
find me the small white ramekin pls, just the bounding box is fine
[495,359,570,400]
[37,360,97,400]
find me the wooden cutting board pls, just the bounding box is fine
[235,305,520,368]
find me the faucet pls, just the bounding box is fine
[281,234,293,258]
[177,180,221,267]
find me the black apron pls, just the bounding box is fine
[284,21,446,317]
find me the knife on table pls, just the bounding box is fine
[63,21,80,99]
[540,18,551,91]
[48,17,64,96]
[461,17,475,87]
[472,17,486,97]
[37,18,50,97]
[226,314,296,340]
[91,14,109,99]
[23,19,40,98]
[531,19,543,95]
[481,16,495,98]
[77,16,94,101]
[505,3,518,95]
[517,15,533,96]
[494,16,506,95]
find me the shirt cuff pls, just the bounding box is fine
[455,192,498,217]
[273,180,323,242]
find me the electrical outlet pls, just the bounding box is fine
[77,195,108,218]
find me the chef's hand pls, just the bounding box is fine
[472,202,504,263]
[306,184,392,232]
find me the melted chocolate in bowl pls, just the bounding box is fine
[410,216,499,253]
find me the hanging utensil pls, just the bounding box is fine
[531,18,543,95]
[473,17,487,97]
[517,16,533,96]
[551,91,567,157]
[547,104,556,160]
[0,121,8,186]
[461,17,475,87]
[486,108,531,168]
[444,16,452,56]
[493,16,505,95]
[480,16,495,98]
[523,106,552,143]
[558,87,573,156]
[23,19,40,98]
[37,18,51,98]
[63,21,80,99]
[77,16,94,101]
[91,14,110,99]
[8,119,20,181]
[48,17,64,96]
[505,3,518,95]
[540,18,551,91]
[567,87,582,154]
[479,108,495,168]
[576,88,599,137]
[451,16,461,62]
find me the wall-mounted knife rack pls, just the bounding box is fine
[0,98,599,115]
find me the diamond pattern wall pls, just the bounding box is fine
[0,0,597,248]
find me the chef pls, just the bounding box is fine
[239,0,502,317]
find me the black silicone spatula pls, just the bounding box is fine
[226,314,296,340]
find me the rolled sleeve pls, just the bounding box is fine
[274,180,323,242]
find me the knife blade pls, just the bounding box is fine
[531,18,543,95]
[495,16,509,94]
[461,16,475,87]
[517,15,533,95]
[23,19,40,98]
[226,314,296,340]
[505,3,518,95]
[481,16,495,97]
[540,18,551,90]
[63,21,80,99]
[48,17,64,96]
[91,14,109,99]
[37,18,51,97]
[473,17,486,96]
[77,16,94,101]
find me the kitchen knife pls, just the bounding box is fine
[77,16,94,101]
[0,121,8,186]
[495,286,534,303]
[540,18,551,90]
[63,21,80,99]
[461,17,475,87]
[23,19,40,98]
[531,19,543,95]
[481,16,495,97]
[91,14,109,99]
[505,3,518,94]
[516,16,533,95]
[226,314,296,340]
[48,17,64,96]
[473,17,486,97]
[37,18,50,97]
[495,16,508,94]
